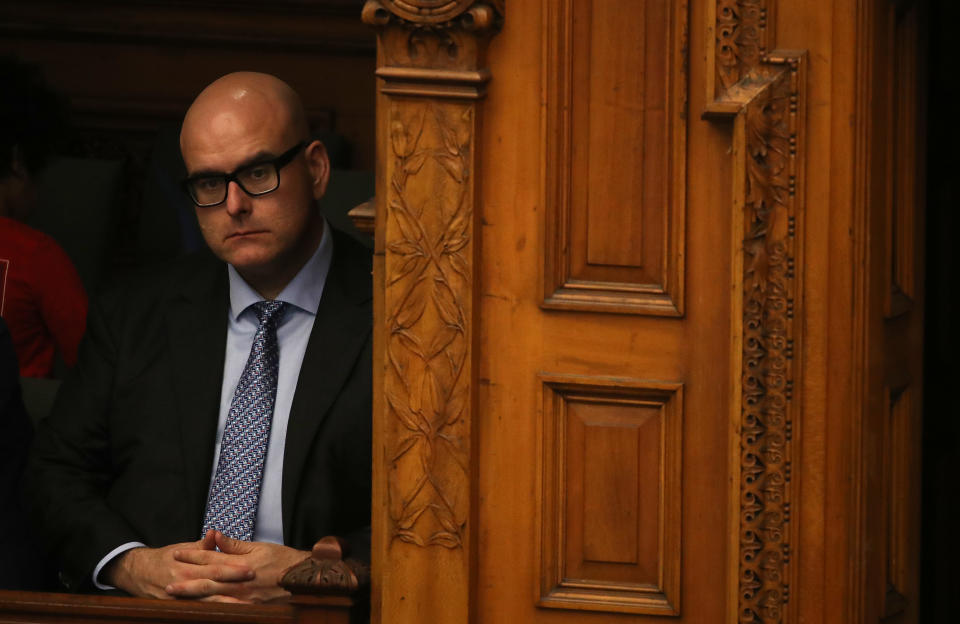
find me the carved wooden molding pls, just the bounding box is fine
[538,375,683,616]
[711,0,777,99]
[365,1,501,622]
[706,2,806,623]
[542,0,688,317]
[347,199,376,236]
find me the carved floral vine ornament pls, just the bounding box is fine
[363,0,501,560]
[708,1,805,623]
[384,100,474,549]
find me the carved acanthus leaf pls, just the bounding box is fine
[738,62,800,624]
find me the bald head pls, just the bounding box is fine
[180,72,310,167]
[177,72,330,299]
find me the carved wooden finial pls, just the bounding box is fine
[362,0,503,33]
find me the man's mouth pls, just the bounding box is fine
[227,230,267,240]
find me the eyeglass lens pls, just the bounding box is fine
[189,162,279,206]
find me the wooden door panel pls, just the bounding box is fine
[538,376,682,615]
[543,0,686,316]
[478,0,729,621]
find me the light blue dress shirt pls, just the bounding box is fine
[93,223,333,589]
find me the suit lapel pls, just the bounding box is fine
[282,231,372,539]
[167,256,229,529]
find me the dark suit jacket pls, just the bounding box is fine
[25,227,372,591]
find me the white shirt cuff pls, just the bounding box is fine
[93,542,146,590]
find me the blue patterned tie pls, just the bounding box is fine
[202,300,286,541]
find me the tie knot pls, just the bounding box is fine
[252,300,287,326]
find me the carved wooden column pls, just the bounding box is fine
[704,2,806,623]
[362,2,502,623]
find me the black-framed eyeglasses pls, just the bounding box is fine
[182,141,306,207]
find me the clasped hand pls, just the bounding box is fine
[107,530,309,603]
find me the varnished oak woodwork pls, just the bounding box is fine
[465,1,926,624]
[538,376,682,615]
[883,1,919,323]
[364,2,502,624]
[852,2,925,624]
[476,1,731,622]
[542,0,687,316]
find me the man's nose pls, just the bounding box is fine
[224,181,251,216]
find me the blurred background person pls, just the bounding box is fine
[0,56,87,379]
[0,316,49,589]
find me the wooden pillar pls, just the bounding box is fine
[362,2,503,623]
[704,2,807,623]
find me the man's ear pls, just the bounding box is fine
[304,139,330,201]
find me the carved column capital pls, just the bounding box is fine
[362,0,503,33]
[362,0,502,99]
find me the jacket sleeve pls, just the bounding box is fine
[24,294,143,591]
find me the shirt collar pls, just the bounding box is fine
[227,220,333,320]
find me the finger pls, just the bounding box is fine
[198,530,218,550]
[194,564,255,583]
[312,536,344,561]
[173,553,254,582]
[165,578,247,599]
[199,595,251,604]
[174,548,229,565]
[214,531,253,555]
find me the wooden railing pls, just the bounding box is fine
[0,591,354,624]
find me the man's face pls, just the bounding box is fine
[181,103,328,285]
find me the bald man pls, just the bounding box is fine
[26,73,372,603]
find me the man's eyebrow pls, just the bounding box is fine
[187,150,279,178]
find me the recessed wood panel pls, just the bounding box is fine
[881,385,911,620]
[884,3,919,319]
[538,375,681,615]
[580,416,642,565]
[543,0,687,316]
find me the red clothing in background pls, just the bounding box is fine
[0,215,87,377]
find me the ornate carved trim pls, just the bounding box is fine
[376,67,491,99]
[711,0,777,99]
[734,57,804,624]
[382,98,475,551]
[366,2,501,621]
[707,3,806,623]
